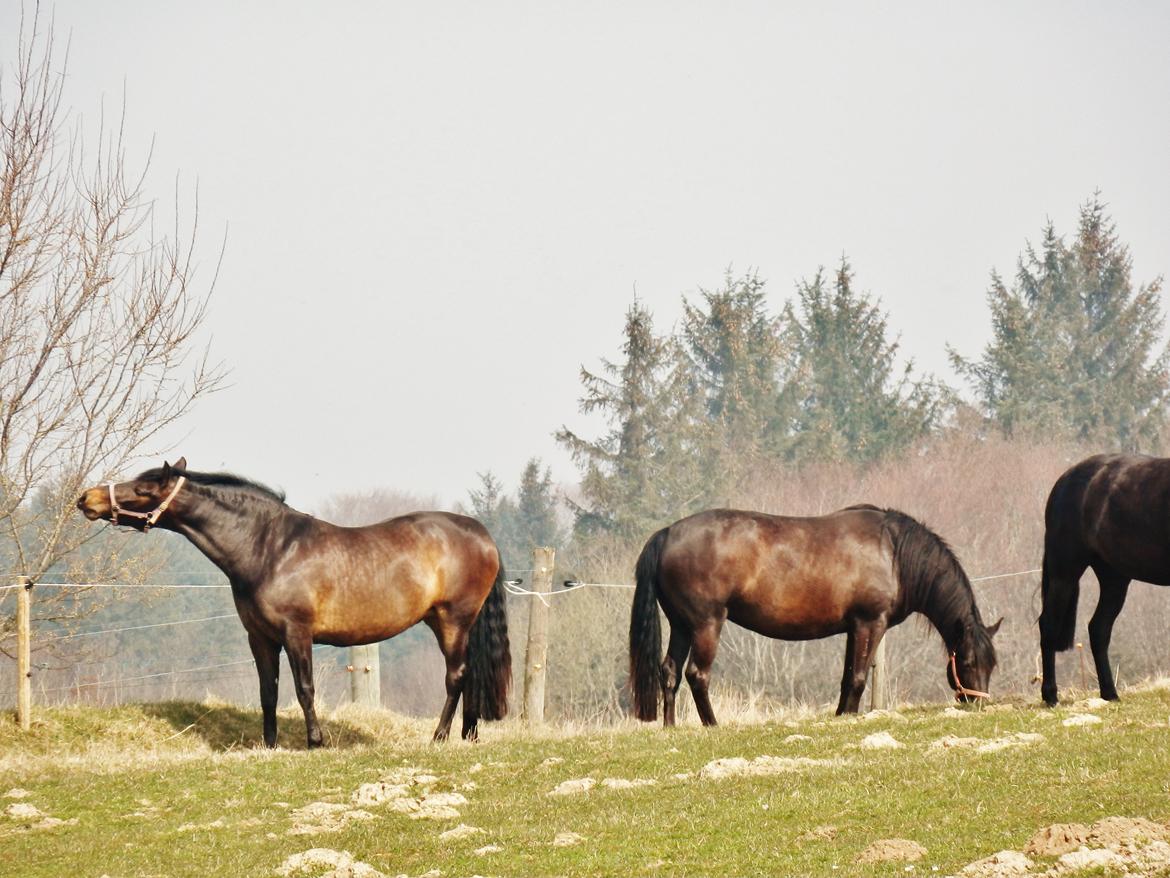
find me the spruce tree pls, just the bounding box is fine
[778,258,941,462]
[679,271,782,490]
[556,301,702,537]
[952,194,1169,447]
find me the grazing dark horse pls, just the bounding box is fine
[1039,453,1170,706]
[77,458,511,748]
[629,506,1001,724]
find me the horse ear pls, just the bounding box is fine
[173,456,187,472]
[986,617,1003,638]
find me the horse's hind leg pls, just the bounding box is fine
[1039,554,1087,707]
[424,613,470,742]
[1088,565,1130,701]
[248,631,281,748]
[285,627,324,749]
[685,615,725,727]
[661,625,691,728]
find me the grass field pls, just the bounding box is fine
[2,685,1170,878]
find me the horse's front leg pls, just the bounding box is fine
[285,627,324,749]
[837,619,886,714]
[248,631,282,747]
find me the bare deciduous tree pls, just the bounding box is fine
[0,11,223,647]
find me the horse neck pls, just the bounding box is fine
[908,573,980,654]
[164,487,299,587]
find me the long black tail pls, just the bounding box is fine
[1038,547,1078,652]
[464,562,512,722]
[629,527,668,721]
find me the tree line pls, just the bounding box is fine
[476,194,1168,551]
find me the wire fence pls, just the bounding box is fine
[1,565,1049,708]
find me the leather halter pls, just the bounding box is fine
[107,476,186,532]
[949,652,990,700]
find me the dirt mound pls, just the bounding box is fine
[552,831,586,847]
[930,732,1043,754]
[439,823,483,841]
[860,731,904,750]
[288,802,376,835]
[963,817,1170,876]
[1087,815,1169,846]
[1046,841,1170,875]
[856,838,927,863]
[1061,713,1102,727]
[548,777,596,796]
[387,792,467,820]
[2,800,78,832]
[795,825,837,842]
[1024,823,1091,856]
[276,848,386,878]
[955,849,1033,877]
[698,755,841,780]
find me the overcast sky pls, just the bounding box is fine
[9,2,1170,512]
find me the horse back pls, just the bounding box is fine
[1047,454,1170,583]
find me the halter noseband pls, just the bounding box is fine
[949,652,990,700]
[107,476,187,532]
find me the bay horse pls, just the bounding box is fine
[1039,453,1170,706]
[77,458,511,748]
[629,506,1001,724]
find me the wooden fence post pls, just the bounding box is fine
[348,643,381,709]
[522,546,555,724]
[869,637,888,711]
[17,576,32,731]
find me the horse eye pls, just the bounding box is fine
[135,485,153,497]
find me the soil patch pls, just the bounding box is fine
[955,849,1033,877]
[276,848,386,878]
[856,838,927,863]
[698,755,841,780]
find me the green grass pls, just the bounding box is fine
[2,686,1169,877]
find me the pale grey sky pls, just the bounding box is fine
[12,2,1170,510]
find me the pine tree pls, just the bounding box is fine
[514,459,561,551]
[778,258,941,462]
[555,301,703,538]
[679,271,782,489]
[952,194,1169,447]
[466,461,561,570]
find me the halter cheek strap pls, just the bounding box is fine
[949,652,990,700]
[106,476,187,532]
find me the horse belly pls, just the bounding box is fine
[310,576,436,646]
[728,600,849,642]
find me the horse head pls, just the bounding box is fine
[947,617,1001,702]
[77,456,188,531]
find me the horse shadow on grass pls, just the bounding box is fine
[142,701,380,751]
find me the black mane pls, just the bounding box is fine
[136,466,287,504]
[879,507,996,666]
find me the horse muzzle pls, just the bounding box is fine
[76,489,109,521]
